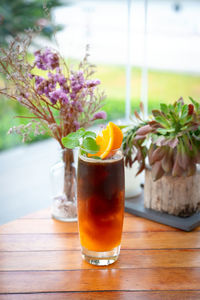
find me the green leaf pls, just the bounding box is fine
[62,136,80,149]
[66,128,86,140]
[168,111,177,123]
[157,128,175,134]
[83,131,96,139]
[155,116,170,128]
[189,97,199,111]
[152,110,162,118]
[156,128,169,135]
[62,128,86,149]
[181,104,188,119]
[184,115,193,123]
[82,137,100,154]
[167,128,176,133]
[177,101,182,114]
[62,128,101,157]
[169,104,174,111]
[118,125,128,129]
[160,104,168,115]
[181,125,189,131]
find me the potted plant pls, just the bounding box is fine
[0,32,106,221]
[122,98,200,217]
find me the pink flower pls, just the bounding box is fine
[49,90,69,104]
[91,111,107,121]
[34,48,59,70]
[86,79,101,88]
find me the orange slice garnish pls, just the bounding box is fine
[91,122,123,159]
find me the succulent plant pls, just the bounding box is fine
[122,97,200,181]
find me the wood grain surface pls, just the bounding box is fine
[0,208,200,299]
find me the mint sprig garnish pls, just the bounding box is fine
[62,128,100,156]
[82,137,100,153]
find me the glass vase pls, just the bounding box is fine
[50,148,77,222]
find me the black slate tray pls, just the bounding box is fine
[125,192,200,231]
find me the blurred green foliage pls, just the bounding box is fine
[0,0,64,47]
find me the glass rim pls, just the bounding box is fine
[79,148,123,163]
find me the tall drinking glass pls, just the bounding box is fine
[77,149,124,266]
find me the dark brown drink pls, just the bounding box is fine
[77,152,124,254]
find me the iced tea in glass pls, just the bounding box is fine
[77,149,124,265]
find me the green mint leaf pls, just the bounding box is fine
[66,128,86,140]
[83,131,96,139]
[62,136,80,149]
[80,148,87,156]
[82,137,100,154]
[62,128,101,158]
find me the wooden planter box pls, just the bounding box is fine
[144,167,200,217]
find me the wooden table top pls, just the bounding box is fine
[0,209,200,299]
